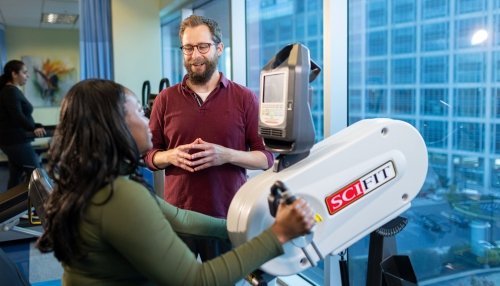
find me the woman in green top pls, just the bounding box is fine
[36,79,315,285]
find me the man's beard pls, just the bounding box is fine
[185,54,218,85]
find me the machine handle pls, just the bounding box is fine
[268,180,320,267]
[268,180,296,217]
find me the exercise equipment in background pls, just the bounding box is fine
[141,78,170,118]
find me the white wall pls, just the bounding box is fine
[111,0,162,102]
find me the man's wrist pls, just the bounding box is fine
[152,150,167,169]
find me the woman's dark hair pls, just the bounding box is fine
[0,60,25,90]
[36,79,141,263]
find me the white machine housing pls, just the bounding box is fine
[227,118,428,276]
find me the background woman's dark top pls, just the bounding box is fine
[0,84,40,146]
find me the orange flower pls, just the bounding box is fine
[41,59,74,78]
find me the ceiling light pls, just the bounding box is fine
[41,13,78,25]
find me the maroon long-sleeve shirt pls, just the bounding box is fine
[144,73,273,218]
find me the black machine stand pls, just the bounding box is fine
[366,216,418,286]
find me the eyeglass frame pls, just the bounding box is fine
[179,42,217,55]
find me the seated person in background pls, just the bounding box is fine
[36,79,315,285]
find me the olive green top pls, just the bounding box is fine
[62,176,283,285]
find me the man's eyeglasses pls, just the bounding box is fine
[180,43,215,55]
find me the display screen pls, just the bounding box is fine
[263,73,285,103]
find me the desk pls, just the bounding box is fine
[0,126,56,164]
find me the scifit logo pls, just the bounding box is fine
[325,161,397,215]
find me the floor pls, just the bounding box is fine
[0,163,62,285]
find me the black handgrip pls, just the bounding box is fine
[142,81,151,104]
[268,180,296,217]
[159,78,170,91]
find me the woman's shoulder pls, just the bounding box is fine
[92,176,151,205]
[0,85,22,97]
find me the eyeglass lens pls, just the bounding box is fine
[181,43,212,54]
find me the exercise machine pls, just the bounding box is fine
[142,78,170,118]
[227,44,427,285]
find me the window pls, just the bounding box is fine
[455,17,487,49]
[421,120,448,148]
[491,158,500,188]
[366,89,387,114]
[428,152,449,183]
[421,89,449,116]
[496,15,500,46]
[493,88,500,117]
[349,35,363,59]
[421,56,449,83]
[422,0,449,19]
[494,51,500,81]
[421,22,449,51]
[366,60,387,84]
[160,14,183,85]
[367,31,388,56]
[454,53,485,83]
[348,0,500,284]
[391,58,416,84]
[367,0,387,28]
[392,27,416,54]
[349,89,362,113]
[453,88,484,117]
[392,0,416,23]
[493,124,500,154]
[453,122,484,152]
[452,155,484,188]
[349,1,364,32]
[456,0,487,14]
[391,89,415,114]
[349,61,362,86]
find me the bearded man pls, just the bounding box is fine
[144,15,273,261]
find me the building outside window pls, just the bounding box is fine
[392,27,416,54]
[348,0,500,284]
[421,56,449,83]
[422,0,449,19]
[422,22,449,51]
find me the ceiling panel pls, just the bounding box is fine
[0,0,79,29]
